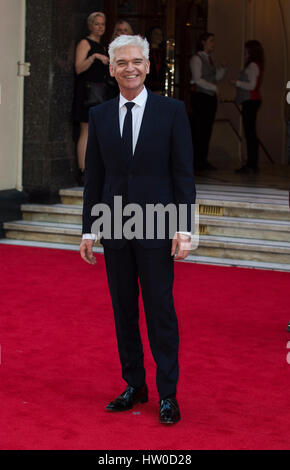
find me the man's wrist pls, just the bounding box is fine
[82,233,96,241]
[177,231,191,240]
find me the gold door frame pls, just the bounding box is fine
[165,0,176,97]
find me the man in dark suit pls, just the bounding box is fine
[80,35,196,424]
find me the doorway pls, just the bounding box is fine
[103,0,208,102]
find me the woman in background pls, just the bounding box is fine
[231,40,264,174]
[190,32,227,171]
[111,19,133,40]
[74,12,109,185]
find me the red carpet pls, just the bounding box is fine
[0,244,290,450]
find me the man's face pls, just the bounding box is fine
[110,45,150,94]
[203,36,215,54]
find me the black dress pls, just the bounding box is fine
[74,38,109,123]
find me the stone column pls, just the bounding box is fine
[23,0,104,202]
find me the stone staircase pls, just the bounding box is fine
[2,184,290,271]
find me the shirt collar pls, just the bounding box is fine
[119,87,148,109]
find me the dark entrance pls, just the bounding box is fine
[22,0,208,202]
[103,0,208,104]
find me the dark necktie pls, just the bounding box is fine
[122,102,135,157]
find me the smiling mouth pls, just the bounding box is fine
[125,75,138,79]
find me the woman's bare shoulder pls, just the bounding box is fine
[76,38,91,51]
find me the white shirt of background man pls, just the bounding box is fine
[190,51,226,93]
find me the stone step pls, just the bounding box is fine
[186,254,290,272]
[60,184,289,198]
[199,203,290,221]
[22,204,82,224]
[60,185,290,202]
[21,204,290,242]
[198,185,289,219]
[200,215,290,242]
[197,235,290,264]
[195,183,290,196]
[59,188,83,205]
[4,220,290,264]
[59,187,290,220]
[4,220,82,245]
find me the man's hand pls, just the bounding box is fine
[80,239,97,265]
[171,233,191,261]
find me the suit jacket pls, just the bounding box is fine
[82,89,196,249]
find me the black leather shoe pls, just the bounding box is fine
[106,384,148,412]
[287,322,290,332]
[159,398,181,424]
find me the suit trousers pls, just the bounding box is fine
[190,91,217,169]
[242,100,261,169]
[103,239,179,400]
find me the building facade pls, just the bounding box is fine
[0,0,289,231]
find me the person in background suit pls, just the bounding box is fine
[190,32,226,171]
[80,35,196,424]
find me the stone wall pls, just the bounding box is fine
[23,0,104,202]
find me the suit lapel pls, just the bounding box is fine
[108,90,156,167]
[111,96,121,142]
[133,90,156,162]
[108,96,132,166]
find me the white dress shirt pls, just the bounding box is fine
[236,62,259,91]
[190,52,226,93]
[83,86,191,241]
[119,86,148,153]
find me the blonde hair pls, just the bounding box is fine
[112,20,134,40]
[87,12,106,31]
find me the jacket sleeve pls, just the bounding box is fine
[170,101,196,233]
[82,108,105,234]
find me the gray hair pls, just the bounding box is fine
[108,35,150,64]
